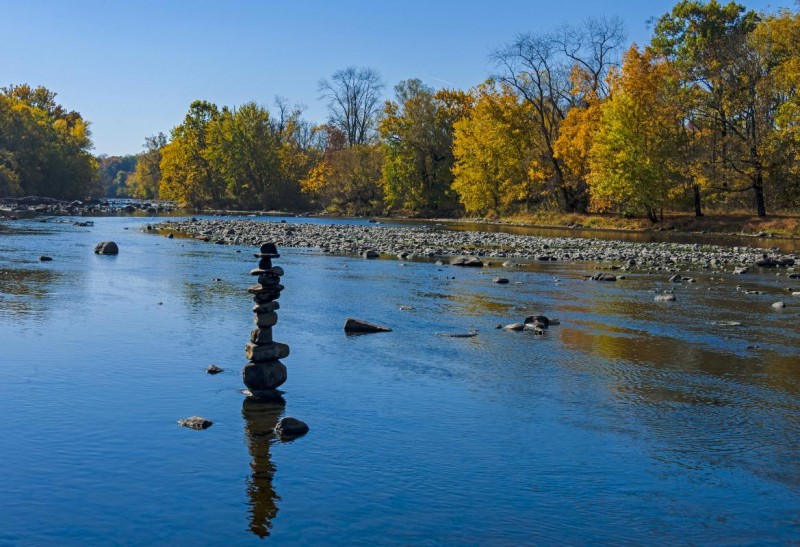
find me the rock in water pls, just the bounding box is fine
[362,250,379,259]
[243,360,288,391]
[450,256,483,267]
[772,301,786,309]
[591,272,617,282]
[655,294,677,302]
[275,417,309,439]
[39,256,53,262]
[178,416,213,430]
[94,241,119,255]
[344,317,393,334]
[493,277,510,284]
[206,364,224,374]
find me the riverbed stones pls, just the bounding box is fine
[591,272,617,282]
[94,241,119,255]
[243,242,289,396]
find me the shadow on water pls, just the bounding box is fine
[241,395,286,539]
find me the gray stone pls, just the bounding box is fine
[256,274,282,286]
[206,364,224,374]
[94,241,119,255]
[344,317,392,334]
[503,323,525,331]
[39,256,53,262]
[591,272,617,282]
[450,256,483,267]
[245,342,290,361]
[275,417,309,439]
[243,360,288,391]
[178,416,213,430]
[772,301,786,309]
[524,315,550,328]
[362,250,380,259]
[493,277,510,284]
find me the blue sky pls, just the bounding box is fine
[0,0,784,155]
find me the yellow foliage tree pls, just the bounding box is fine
[452,83,549,215]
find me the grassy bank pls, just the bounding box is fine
[491,211,800,239]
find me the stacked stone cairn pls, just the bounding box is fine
[243,242,290,398]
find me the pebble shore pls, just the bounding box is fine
[155,218,799,273]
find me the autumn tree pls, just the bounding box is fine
[127,133,167,199]
[651,0,774,216]
[589,47,685,222]
[300,126,383,214]
[380,80,469,214]
[0,84,97,199]
[452,83,548,215]
[492,17,626,212]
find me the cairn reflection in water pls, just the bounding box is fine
[242,395,285,539]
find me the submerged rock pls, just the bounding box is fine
[178,416,213,430]
[206,364,224,374]
[591,272,617,282]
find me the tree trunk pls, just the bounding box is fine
[753,173,766,217]
[693,184,703,217]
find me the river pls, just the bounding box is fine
[1,215,799,544]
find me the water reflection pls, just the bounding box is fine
[0,267,59,315]
[241,395,285,539]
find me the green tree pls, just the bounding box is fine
[380,80,469,214]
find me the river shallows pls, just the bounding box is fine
[1,216,799,544]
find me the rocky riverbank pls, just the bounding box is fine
[155,218,799,273]
[0,196,178,218]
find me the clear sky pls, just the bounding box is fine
[0,0,784,156]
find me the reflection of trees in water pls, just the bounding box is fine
[181,281,240,311]
[559,324,800,490]
[242,396,285,539]
[0,268,59,315]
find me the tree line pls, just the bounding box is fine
[3,1,799,220]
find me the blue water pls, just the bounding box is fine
[1,216,799,544]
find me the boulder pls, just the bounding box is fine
[245,342,290,361]
[243,360,288,391]
[275,417,309,439]
[178,416,213,430]
[591,272,617,282]
[39,256,53,262]
[259,242,280,257]
[450,256,483,267]
[733,267,749,275]
[362,250,380,259]
[493,277,510,284]
[669,274,682,283]
[94,241,119,255]
[344,317,392,334]
[772,301,786,309]
[206,364,224,374]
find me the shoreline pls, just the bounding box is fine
[154,217,800,274]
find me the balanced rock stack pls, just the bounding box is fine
[243,242,290,398]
